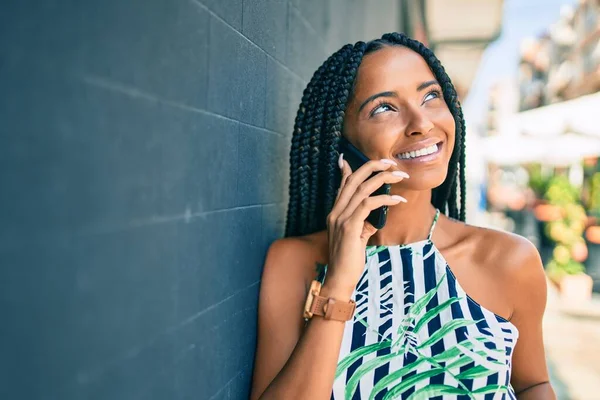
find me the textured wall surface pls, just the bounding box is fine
[0,1,400,398]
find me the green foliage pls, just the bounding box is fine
[545,175,580,205]
[588,172,600,217]
[544,176,587,276]
[527,164,550,198]
[546,259,585,281]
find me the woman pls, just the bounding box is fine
[251,33,555,400]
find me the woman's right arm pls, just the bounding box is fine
[249,238,352,399]
[250,157,408,400]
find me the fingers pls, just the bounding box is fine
[341,194,407,231]
[328,152,410,231]
[341,169,409,217]
[335,153,352,203]
[335,158,399,212]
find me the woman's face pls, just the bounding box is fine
[343,45,456,191]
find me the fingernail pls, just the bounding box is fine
[391,195,407,203]
[392,171,410,178]
[381,159,397,165]
[338,153,344,169]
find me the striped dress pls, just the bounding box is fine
[330,209,519,400]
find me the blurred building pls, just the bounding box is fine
[483,1,600,166]
[518,1,600,111]
[486,79,520,137]
[419,0,504,99]
[481,1,600,289]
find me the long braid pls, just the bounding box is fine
[285,47,352,236]
[307,54,344,233]
[285,32,467,237]
[306,80,325,234]
[299,59,325,234]
[322,43,367,220]
[457,107,468,221]
[320,44,354,224]
[297,71,319,234]
[285,114,303,235]
[285,63,326,236]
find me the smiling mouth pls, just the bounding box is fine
[396,141,443,161]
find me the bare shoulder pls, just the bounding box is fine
[441,215,542,275]
[262,230,329,293]
[471,223,542,279]
[440,216,546,318]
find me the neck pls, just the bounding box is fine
[367,189,436,246]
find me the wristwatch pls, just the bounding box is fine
[303,280,356,322]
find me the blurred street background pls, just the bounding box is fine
[1,0,599,399]
[462,1,600,399]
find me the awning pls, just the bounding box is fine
[425,0,504,98]
[483,132,600,165]
[482,91,600,165]
[501,92,600,137]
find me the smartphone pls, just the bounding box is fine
[338,137,391,229]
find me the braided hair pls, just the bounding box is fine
[285,32,467,237]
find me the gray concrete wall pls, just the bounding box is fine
[0,1,402,398]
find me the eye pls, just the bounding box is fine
[423,89,442,103]
[370,101,394,116]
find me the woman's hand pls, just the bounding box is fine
[323,154,409,299]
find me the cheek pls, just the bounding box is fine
[354,124,399,155]
[437,110,456,153]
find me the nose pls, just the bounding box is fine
[404,104,434,137]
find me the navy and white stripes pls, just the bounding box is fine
[332,238,519,400]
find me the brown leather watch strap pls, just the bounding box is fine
[303,280,356,321]
[310,295,356,321]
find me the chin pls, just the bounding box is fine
[404,169,449,191]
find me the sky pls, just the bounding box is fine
[463,0,577,129]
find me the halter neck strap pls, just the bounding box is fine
[427,208,441,240]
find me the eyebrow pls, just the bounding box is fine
[416,80,439,92]
[357,91,397,113]
[357,80,440,113]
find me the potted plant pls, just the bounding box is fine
[585,172,600,238]
[543,176,593,303]
[527,164,558,264]
[584,171,600,292]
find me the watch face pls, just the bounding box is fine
[303,280,322,320]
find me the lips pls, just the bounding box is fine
[394,138,444,155]
[394,140,444,162]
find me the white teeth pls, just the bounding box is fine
[398,144,439,159]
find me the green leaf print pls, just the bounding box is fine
[405,384,468,400]
[335,341,392,380]
[382,369,446,400]
[367,245,388,257]
[407,272,446,316]
[413,297,461,333]
[345,352,403,399]
[408,247,422,257]
[416,319,479,349]
[455,364,500,380]
[335,271,510,400]
[472,385,509,395]
[428,337,488,363]
[454,342,506,370]
[444,349,501,371]
[368,359,429,400]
